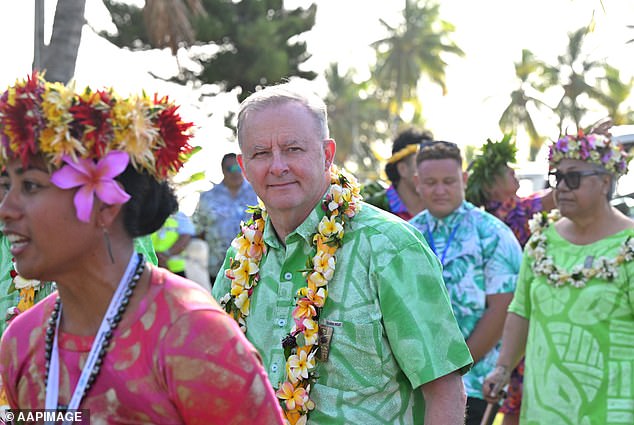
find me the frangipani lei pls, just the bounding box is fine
[50,150,131,222]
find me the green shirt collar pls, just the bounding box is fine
[262,200,327,249]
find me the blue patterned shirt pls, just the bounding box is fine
[410,201,521,398]
[193,180,257,277]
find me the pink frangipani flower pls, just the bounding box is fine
[50,150,131,222]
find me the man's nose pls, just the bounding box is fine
[269,151,289,176]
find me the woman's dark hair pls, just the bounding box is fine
[116,164,178,237]
[385,128,433,185]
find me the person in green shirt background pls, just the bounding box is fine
[151,211,195,277]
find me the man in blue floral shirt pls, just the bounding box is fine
[193,153,258,283]
[409,141,522,425]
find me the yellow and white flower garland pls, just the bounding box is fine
[220,165,362,425]
[526,210,634,288]
[6,260,43,321]
[2,261,45,407]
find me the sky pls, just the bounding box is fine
[0,0,633,210]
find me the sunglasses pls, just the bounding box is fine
[224,164,241,173]
[548,170,606,190]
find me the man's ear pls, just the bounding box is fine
[324,139,336,170]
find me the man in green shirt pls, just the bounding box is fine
[212,81,473,424]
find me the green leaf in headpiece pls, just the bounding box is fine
[465,134,517,207]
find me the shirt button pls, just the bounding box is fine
[271,364,279,373]
[277,319,287,327]
[284,272,292,281]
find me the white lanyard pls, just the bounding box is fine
[45,252,139,420]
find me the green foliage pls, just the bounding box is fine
[371,0,464,128]
[595,64,634,125]
[324,64,389,179]
[500,26,634,159]
[194,1,317,100]
[465,134,517,207]
[102,1,150,48]
[323,0,462,179]
[102,0,317,100]
[360,180,390,212]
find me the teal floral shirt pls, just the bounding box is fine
[410,201,521,399]
[213,202,472,425]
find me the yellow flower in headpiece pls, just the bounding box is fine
[112,95,158,170]
[40,82,85,163]
[0,72,195,180]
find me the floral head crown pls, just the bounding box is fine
[0,72,195,179]
[0,72,196,222]
[549,131,629,177]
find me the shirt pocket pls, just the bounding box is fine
[317,318,390,392]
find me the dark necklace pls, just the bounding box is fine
[44,253,145,399]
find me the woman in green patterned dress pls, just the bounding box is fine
[483,131,634,425]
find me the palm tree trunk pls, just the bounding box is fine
[33,0,45,71]
[41,0,87,83]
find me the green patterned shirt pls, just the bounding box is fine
[509,226,634,425]
[213,202,472,424]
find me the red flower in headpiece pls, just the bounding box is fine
[70,90,114,158]
[153,96,194,177]
[0,72,45,166]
